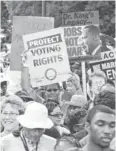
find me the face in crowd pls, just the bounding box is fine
[23,127,45,143]
[88,111,115,148]
[73,115,87,133]
[67,105,81,116]
[65,81,77,96]
[45,83,60,102]
[90,75,106,95]
[82,26,100,54]
[1,103,19,132]
[49,106,63,125]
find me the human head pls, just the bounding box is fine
[68,109,87,134]
[1,95,25,133]
[43,100,59,115]
[89,71,106,95]
[66,95,87,115]
[54,135,78,151]
[100,79,115,93]
[83,25,101,54]
[94,90,115,110]
[17,102,53,142]
[45,83,60,102]
[49,106,63,125]
[86,105,115,148]
[23,127,45,143]
[65,81,77,96]
[66,73,81,96]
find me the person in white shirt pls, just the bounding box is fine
[0,102,56,151]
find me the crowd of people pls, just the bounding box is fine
[0,24,115,151]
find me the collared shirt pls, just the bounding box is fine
[25,137,37,151]
[92,45,101,56]
[0,133,56,151]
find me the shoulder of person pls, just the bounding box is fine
[39,135,56,151]
[1,133,16,141]
[74,130,88,141]
[0,133,21,150]
[44,127,60,139]
[79,135,89,148]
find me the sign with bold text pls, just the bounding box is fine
[62,11,99,26]
[23,28,71,87]
[90,51,116,80]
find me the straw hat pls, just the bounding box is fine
[65,95,86,108]
[17,102,53,129]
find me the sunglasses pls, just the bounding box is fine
[50,113,63,118]
[68,106,81,111]
[46,89,58,92]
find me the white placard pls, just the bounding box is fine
[23,27,71,87]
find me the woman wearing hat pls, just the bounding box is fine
[0,102,56,151]
[0,95,25,137]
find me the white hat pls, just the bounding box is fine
[17,102,53,129]
[65,95,87,107]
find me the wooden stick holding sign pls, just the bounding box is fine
[82,62,87,101]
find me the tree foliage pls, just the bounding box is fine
[85,1,115,37]
[2,1,115,44]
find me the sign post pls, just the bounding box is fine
[82,62,87,101]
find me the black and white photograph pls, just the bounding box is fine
[0,0,115,151]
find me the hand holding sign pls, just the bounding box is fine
[67,73,81,90]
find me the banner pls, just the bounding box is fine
[23,27,71,87]
[10,16,54,70]
[90,50,116,80]
[62,11,99,26]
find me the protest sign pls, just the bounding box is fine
[63,25,101,61]
[90,51,116,80]
[23,27,71,87]
[10,16,54,70]
[62,11,99,26]
[64,26,87,57]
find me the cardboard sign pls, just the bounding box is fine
[64,25,101,61]
[62,11,99,26]
[64,26,87,57]
[23,27,71,87]
[90,51,116,80]
[10,16,54,70]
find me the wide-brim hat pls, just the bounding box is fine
[17,102,53,129]
[65,95,86,108]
